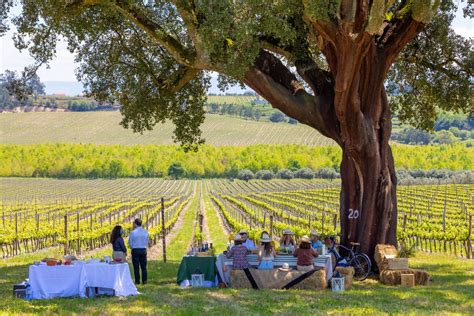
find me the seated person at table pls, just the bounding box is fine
[110,225,127,261]
[310,230,323,253]
[226,234,249,270]
[293,236,318,272]
[325,236,348,267]
[239,229,256,251]
[279,229,296,252]
[258,233,276,270]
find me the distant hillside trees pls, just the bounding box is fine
[392,112,473,146]
[269,112,286,123]
[0,70,45,109]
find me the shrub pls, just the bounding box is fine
[107,160,127,178]
[398,242,417,258]
[255,169,274,180]
[238,169,254,181]
[427,169,450,179]
[409,169,426,178]
[277,169,294,179]
[396,168,410,180]
[314,167,339,180]
[168,162,186,179]
[287,159,301,171]
[269,112,286,123]
[295,168,314,179]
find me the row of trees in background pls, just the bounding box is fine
[0,144,471,179]
[237,167,339,181]
[206,102,299,124]
[206,102,264,120]
[392,113,473,146]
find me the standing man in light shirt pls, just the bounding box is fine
[239,229,256,250]
[129,218,149,285]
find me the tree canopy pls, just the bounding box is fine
[0,70,45,108]
[1,0,471,149]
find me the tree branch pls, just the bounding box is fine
[244,50,340,142]
[65,0,195,66]
[295,58,333,97]
[383,17,425,67]
[171,0,207,65]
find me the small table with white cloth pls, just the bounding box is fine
[28,262,138,300]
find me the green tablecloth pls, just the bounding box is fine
[176,256,217,284]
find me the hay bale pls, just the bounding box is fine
[387,258,408,270]
[380,269,430,286]
[374,244,398,271]
[291,269,327,290]
[230,270,252,289]
[230,269,327,289]
[401,274,415,287]
[335,266,354,289]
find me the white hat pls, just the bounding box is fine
[310,230,319,236]
[260,233,271,243]
[239,229,248,235]
[278,263,292,272]
[300,236,310,243]
[233,234,243,241]
[283,229,294,235]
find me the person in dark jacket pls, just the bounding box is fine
[110,225,127,261]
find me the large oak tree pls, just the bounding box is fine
[1,0,472,259]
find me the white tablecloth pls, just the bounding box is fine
[29,265,87,299]
[28,263,138,300]
[84,263,138,297]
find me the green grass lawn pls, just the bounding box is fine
[1,252,472,315]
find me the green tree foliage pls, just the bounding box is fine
[237,169,254,181]
[167,162,186,179]
[269,112,286,123]
[295,168,314,179]
[0,144,471,179]
[0,70,45,108]
[255,169,275,180]
[387,1,473,130]
[277,169,294,179]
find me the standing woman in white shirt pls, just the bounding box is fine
[128,218,149,285]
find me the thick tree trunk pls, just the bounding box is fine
[338,92,398,263]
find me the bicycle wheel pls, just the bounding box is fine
[350,253,371,281]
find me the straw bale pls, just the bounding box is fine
[374,244,398,271]
[230,270,252,288]
[380,269,430,286]
[230,269,327,289]
[335,266,355,289]
[291,269,326,290]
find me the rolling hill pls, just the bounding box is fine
[0,112,334,146]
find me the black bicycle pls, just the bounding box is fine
[327,237,372,281]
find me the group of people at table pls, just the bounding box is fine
[109,219,327,284]
[226,229,324,272]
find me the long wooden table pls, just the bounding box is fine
[217,254,333,285]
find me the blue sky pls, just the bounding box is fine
[0,3,472,95]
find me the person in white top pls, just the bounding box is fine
[128,218,149,285]
[258,233,276,270]
[239,229,256,250]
